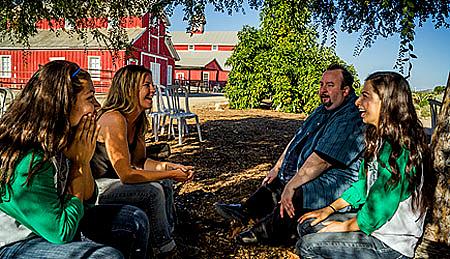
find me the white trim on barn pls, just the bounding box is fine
[0,55,12,78]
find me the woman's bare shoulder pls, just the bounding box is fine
[98,110,126,127]
[97,111,128,143]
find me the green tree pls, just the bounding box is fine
[433,85,446,95]
[2,1,449,70]
[225,0,358,114]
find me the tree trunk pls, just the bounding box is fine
[416,72,450,257]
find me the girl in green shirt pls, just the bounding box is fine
[0,61,150,258]
[296,71,435,258]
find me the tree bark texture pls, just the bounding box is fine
[416,73,450,258]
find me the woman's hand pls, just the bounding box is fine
[167,162,193,172]
[171,169,194,182]
[298,206,334,226]
[64,114,100,166]
[167,163,195,181]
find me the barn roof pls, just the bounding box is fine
[171,31,238,45]
[0,28,145,50]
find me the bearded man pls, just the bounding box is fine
[215,64,366,245]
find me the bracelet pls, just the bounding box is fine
[328,204,337,213]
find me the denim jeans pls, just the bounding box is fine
[296,213,409,259]
[0,204,149,259]
[96,178,176,255]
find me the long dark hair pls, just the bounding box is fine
[0,60,89,190]
[364,71,434,216]
[99,65,152,137]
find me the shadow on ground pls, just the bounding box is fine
[150,107,305,258]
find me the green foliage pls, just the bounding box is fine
[307,1,450,76]
[433,85,446,95]
[0,0,160,50]
[225,0,358,114]
[412,90,444,118]
[0,0,261,48]
[2,1,448,73]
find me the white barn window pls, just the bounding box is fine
[0,56,11,78]
[88,56,101,81]
[150,62,161,85]
[167,65,173,85]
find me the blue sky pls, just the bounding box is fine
[168,5,450,90]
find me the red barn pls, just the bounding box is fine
[171,31,238,92]
[0,13,179,92]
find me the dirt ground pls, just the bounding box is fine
[152,106,306,258]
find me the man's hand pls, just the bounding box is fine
[298,206,334,226]
[278,152,332,219]
[262,167,278,186]
[64,114,100,167]
[279,183,296,218]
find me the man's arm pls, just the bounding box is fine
[262,137,294,185]
[279,152,331,218]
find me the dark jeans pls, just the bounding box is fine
[0,204,149,259]
[243,178,309,244]
[96,178,176,255]
[296,213,409,259]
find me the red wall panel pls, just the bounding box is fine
[219,71,229,81]
[195,45,211,51]
[218,46,234,51]
[120,17,142,28]
[0,49,127,88]
[173,69,230,83]
[35,19,64,29]
[174,45,188,51]
[205,60,221,71]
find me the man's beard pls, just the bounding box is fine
[320,95,332,107]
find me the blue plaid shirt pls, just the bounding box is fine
[278,93,365,209]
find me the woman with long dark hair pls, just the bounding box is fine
[0,61,150,258]
[296,72,435,258]
[91,65,194,258]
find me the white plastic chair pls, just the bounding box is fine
[428,98,442,132]
[164,85,202,145]
[148,85,170,142]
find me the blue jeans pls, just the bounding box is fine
[96,178,176,255]
[0,204,149,259]
[296,213,409,259]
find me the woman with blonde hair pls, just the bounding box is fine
[296,71,435,258]
[0,61,149,258]
[91,64,194,258]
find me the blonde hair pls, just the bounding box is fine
[99,65,152,135]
